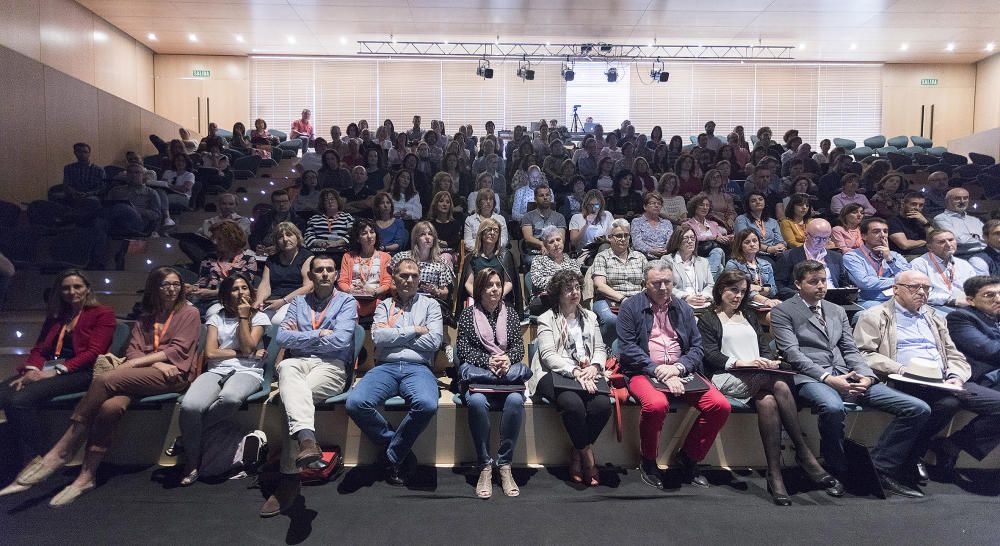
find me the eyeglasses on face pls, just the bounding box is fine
[896,283,931,294]
[160,282,183,290]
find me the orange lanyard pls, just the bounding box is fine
[385,300,406,327]
[357,256,375,285]
[54,312,82,357]
[754,217,765,237]
[927,253,954,291]
[153,310,175,352]
[215,258,235,279]
[310,295,336,330]
[326,215,337,234]
[860,247,884,277]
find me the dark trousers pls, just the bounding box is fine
[896,381,1000,461]
[535,372,611,449]
[0,372,93,459]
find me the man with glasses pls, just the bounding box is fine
[855,270,1000,484]
[844,218,912,309]
[617,260,731,490]
[346,259,443,487]
[772,260,930,497]
[775,218,846,300]
[947,276,1000,391]
[260,253,357,517]
[909,230,978,316]
[934,188,985,258]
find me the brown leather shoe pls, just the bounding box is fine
[294,439,322,469]
[259,475,301,518]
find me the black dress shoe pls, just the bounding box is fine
[639,458,663,489]
[878,471,924,498]
[766,472,792,506]
[381,452,406,487]
[676,450,709,488]
[930,438,960,474]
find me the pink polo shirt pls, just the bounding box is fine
[648,303,682,366]
[291,119,313,138]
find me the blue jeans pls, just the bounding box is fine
[707,247,725,279]
[346,362,439,465]
[465,391,525,466]
[593,299,618,347]
[795,380,930,476]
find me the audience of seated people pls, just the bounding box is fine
[9,116,1000,512]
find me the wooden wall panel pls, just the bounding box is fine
[882,63,977,145]
[97,90,141,168]
[153,55,250,131]
[39,0,96,85]
[42,67,100,189]
[135,44,155,111]
[93,16,137,104]
[974,53,1000,133]
[0,46,47,205]
[0,0,41,61]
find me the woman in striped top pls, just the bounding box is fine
[304,189,354,252]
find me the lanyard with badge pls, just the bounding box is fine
[154,310,176,351]
[310,296,336,330]
[927,253,954,292]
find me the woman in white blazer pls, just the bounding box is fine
[664,224,714,308]
[528,269,609,487]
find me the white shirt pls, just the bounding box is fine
[392,193,422,221]
[910,252,977,306]
[568,211,614,251]
[205,312,271,379]
[718,312,760,368]
[934,210,986,253]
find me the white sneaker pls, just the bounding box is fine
[163,218,176,227]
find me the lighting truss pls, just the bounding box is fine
[357,41,795,61]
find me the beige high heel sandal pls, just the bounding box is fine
[476,465,493,499]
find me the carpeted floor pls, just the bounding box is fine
[1,462,998,545]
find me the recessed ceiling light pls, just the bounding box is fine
[987,42,996,52]
[545,41,550,47]
[188,33,198,42]
[147,32,157,41]
[340,36,347,44]
[287,36,296,44]
[946,43,955,52]
[93,31,108,42]
[235,34,244,43]
[850,43,857,50]
[798,43,806,50]
[900,43,909,51]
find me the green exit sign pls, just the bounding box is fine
[920,78,938,86]
[192,69,211,78]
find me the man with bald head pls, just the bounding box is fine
[775,218,847,299]
[855,270,1000,485]
[909,230,977,315]
[934,187,985,257]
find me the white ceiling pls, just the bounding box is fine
[79,0,1000,63]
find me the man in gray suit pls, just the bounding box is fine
[771,260,931,498]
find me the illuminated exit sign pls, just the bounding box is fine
[920,78,938,86]
[192,69,211,78]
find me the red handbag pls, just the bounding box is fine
[299,447,343,485]
[604,355,629,443]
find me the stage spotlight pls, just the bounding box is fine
[650,61,669,82]
[600,44,612,53]
[562,62,575,82]
[477,60,493,79]
[518,60,534,81]
[658,71,670,82]
[605,67,618,83]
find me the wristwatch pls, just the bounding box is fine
[674,363,686,376]
[54,363,68,375]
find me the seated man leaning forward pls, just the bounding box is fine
[771,260,930,498]
[843,217,911,309]
[855,270,1000,484]
[617,259,732,490]
[261,253,358,518]
[346,258,443,486]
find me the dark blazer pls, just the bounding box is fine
[946,306,1000,384]
[775,247,846,300]
[770,295,874,385]
[24,305,116,374]
[617,291,704,377]
[697,308,773,377]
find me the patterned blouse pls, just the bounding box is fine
[390,251,455,289]
[528,254,585,295]
[631,215,674,254]
[196,250,259,289]
[456,304,525,368]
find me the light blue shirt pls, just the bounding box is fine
[734,214,784,248]
[894,302,945,372]
[843,245,912,304]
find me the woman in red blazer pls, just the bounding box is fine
[0,270,116,469]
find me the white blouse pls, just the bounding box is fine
[717,312,761,369]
